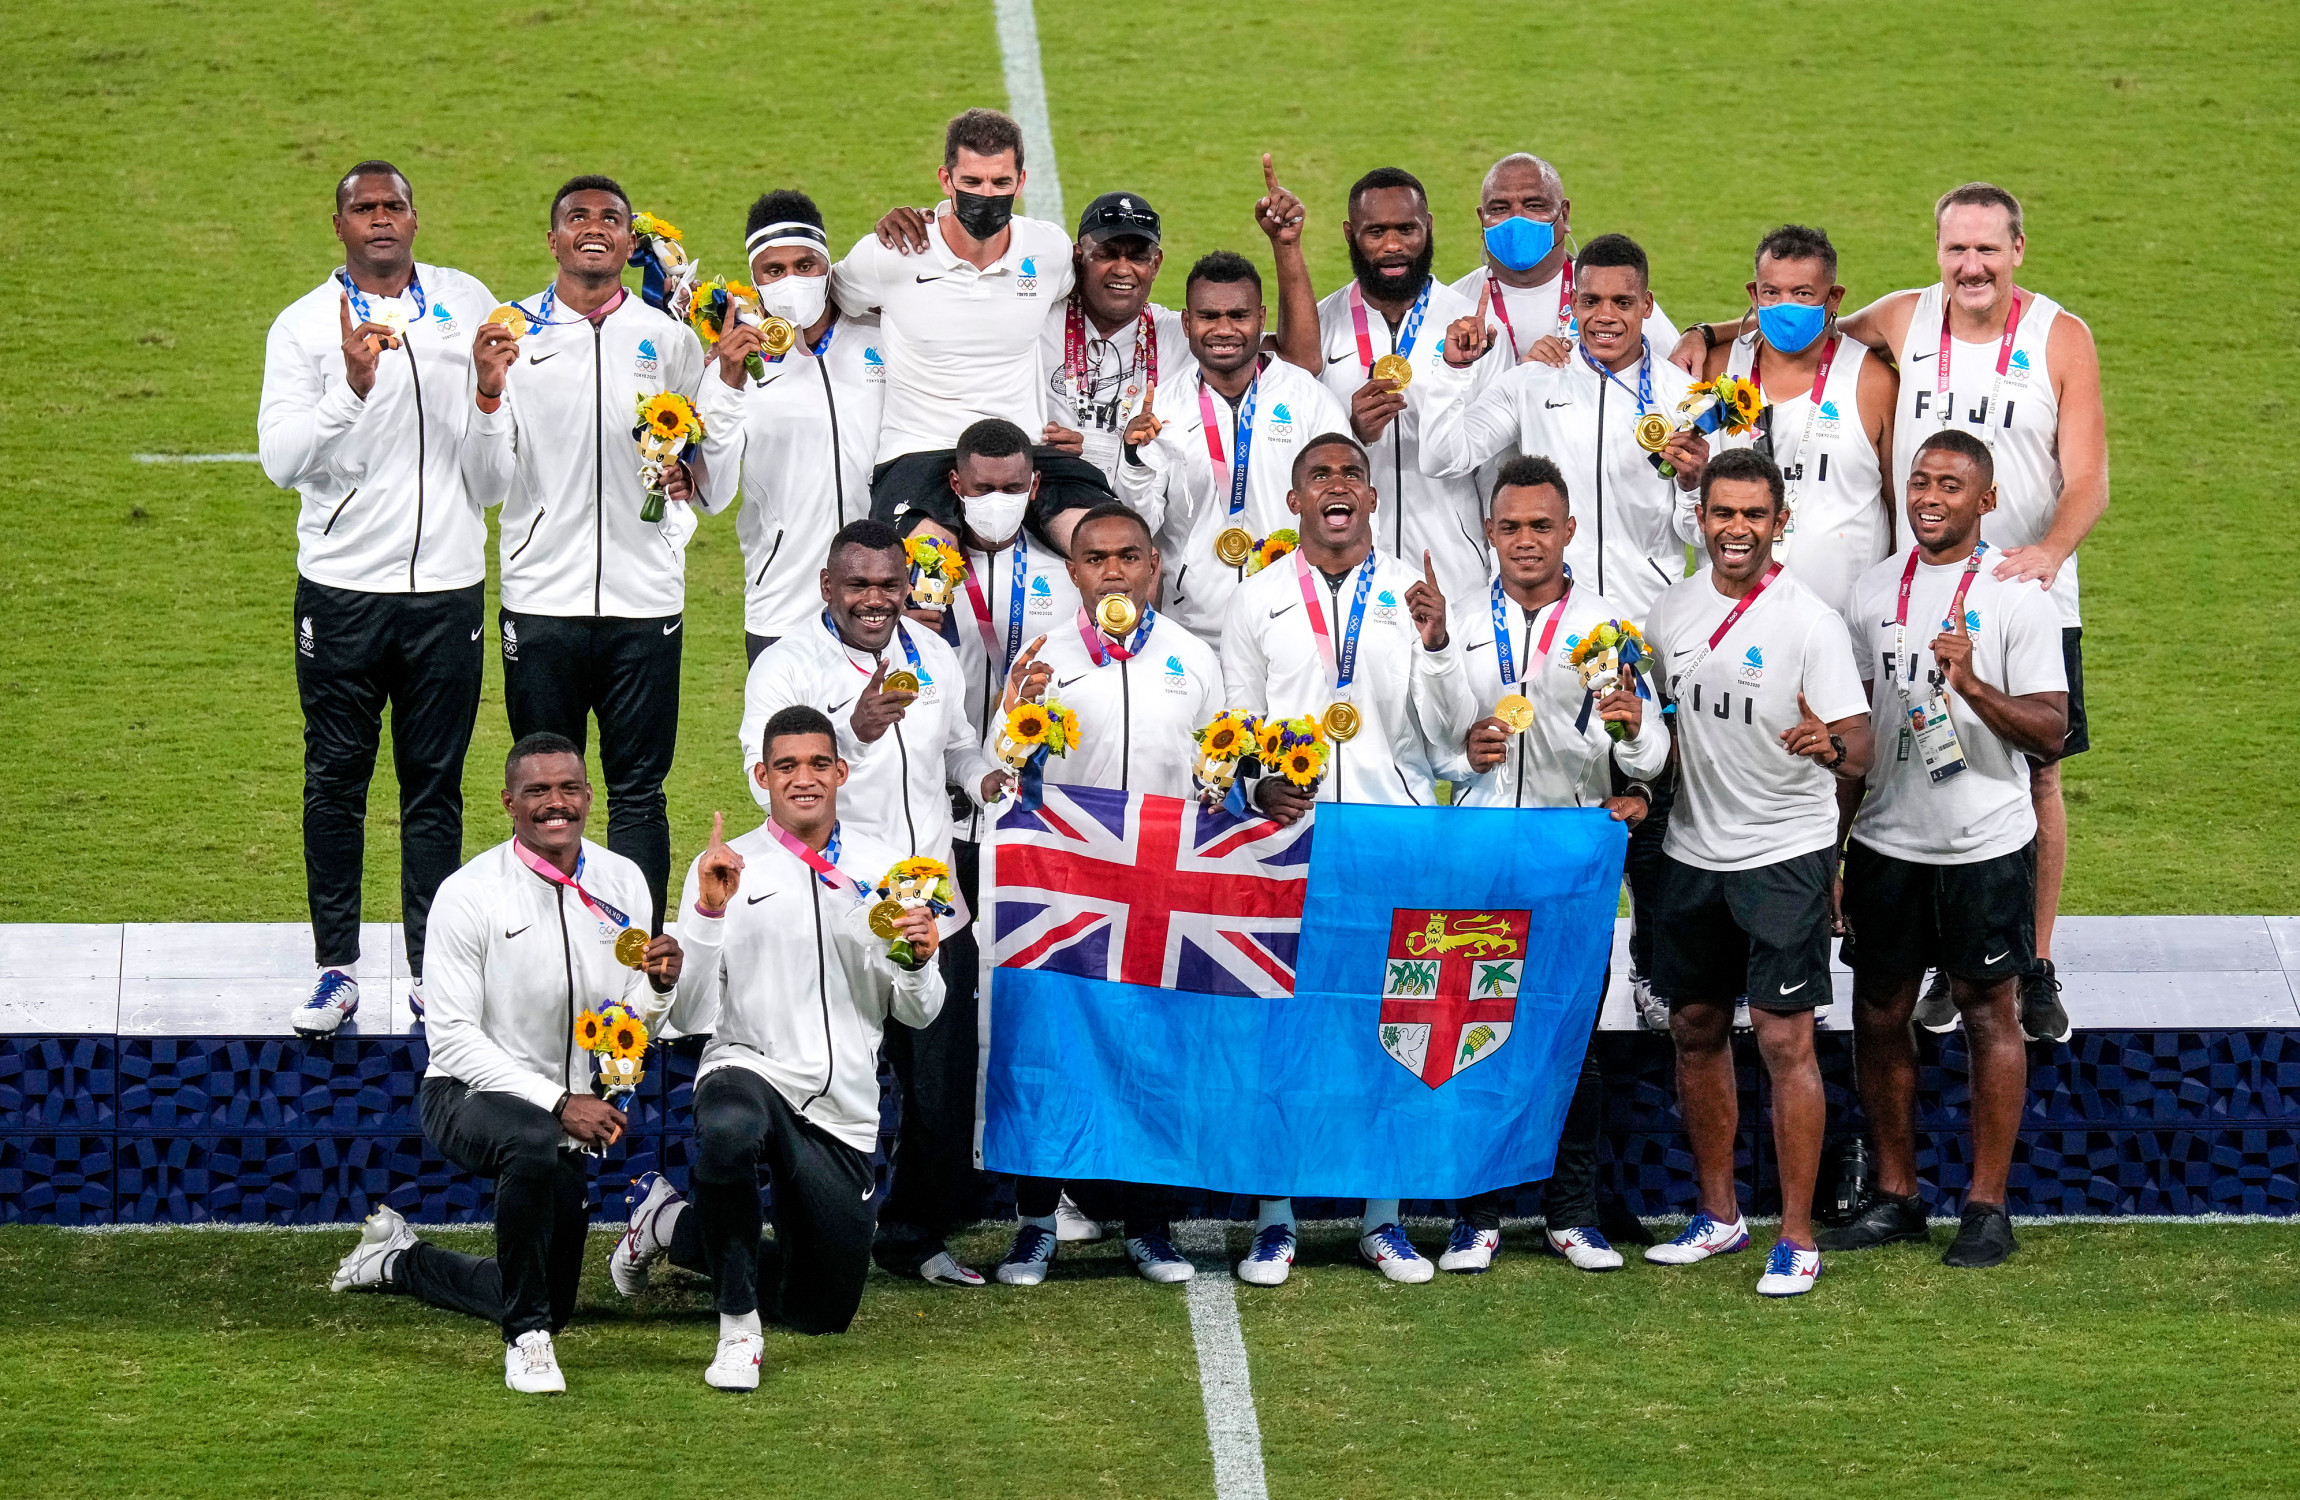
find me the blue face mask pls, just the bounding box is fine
[1756,300,1829,354]
[1483,215,1555,273]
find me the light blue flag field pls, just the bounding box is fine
[981,787,1626,1199]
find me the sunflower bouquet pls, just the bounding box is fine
[628,211,696,317]
[904,534,969,609]
[1244,528,1300,577]
[631,392,705,523]
[1255,714,1331,794]
[575,1002,651,1104]
[995,695,1082,773]
[1192,709,1262,803]
[1642,374,1765,479]
[1566,619,1653,741]
[686,278,769,382]
[870,856,956,967]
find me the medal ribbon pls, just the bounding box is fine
[511,837,633,931]
[1348,280,1432,371]
[1555,259,1576,335]
[523,283,627,327]
[1768,334,1840,521]
[336,268,427,325]
[763,818,864,899]
[1666,563,1783,705]
[1065,299,1157,429]
[1891,542,1988,700]
[1581,338,1654,415]
[820,610,922,678]
[1295,553,1378,694]
[956,535,1028,673]
[1491,577,1572,688]
[1936,292,2023,444]
[1076,605,1156,666]
[1196,373,1258,523]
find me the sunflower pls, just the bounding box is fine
[631,212,683,243]
[1198,713,1251,757]
[1044,702,1081,754]
[636,391,699,443]
[574,1010,607,1051]
[1256,721,1287,760]
[1008,703,1050,746]
[1281,741,1327,787]
[684,278,726,339]
[892,857,949,883]
[608,1014,648,1061]
[904,535,963,579]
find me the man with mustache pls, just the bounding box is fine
[1640,448,1872,1298]
[1218,433,1454,1287]
[739,520,1010,1288]
[325,732,682,1392]
[469,175,716,934]
[1826,430,2067,1269]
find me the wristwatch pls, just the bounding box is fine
[1823,733,1847,769]
[1697,323,1718,350]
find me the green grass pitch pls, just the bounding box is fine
[2,0,2297,1493]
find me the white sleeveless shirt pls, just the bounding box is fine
[1892,284,2075,626]
[1713,332,1890,620]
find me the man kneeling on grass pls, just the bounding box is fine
[608,706,945,1390]
[329,732,682,1394]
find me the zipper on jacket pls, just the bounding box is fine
[406,341,426,592]
[894,720,918,853]
[555,886,576,1089]
[753,528,783,587]
[323,488,359,536]
[818,356,846,526]
[508,508,546,564]
[799,880,837,1111]
[1118,657,1132,791]
[1325,571,1347,806]
[591,319,605,615]
[1593,377,1607,597]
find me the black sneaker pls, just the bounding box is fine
[1914,968,1958,1034]
[1816,1191,1931,1251]
[1941,1202,2019,1268]
[2020,960,2072,1043]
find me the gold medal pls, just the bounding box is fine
[1633,413,1673,453]
[867,899,905,940]
[760,315,798,357]
[1371,353,1414,389]
[882,669,920,696]
[1214,526,1254,568]
[485,304,528,337]
[1324,701,1362,742]
[613,927,649,969]
[1094,593,1140,637]
[1495,693,1536,734]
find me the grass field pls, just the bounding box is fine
[5,1219,2298,1498]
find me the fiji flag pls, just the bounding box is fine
[981,787,1626,1199]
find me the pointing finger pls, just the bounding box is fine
[1797,691,1816,722]
[710,809,725,848]
[1477,279,1491,321]
[1262,152,1279,194]
[1422,549,1437,588]
[339,292,354,339]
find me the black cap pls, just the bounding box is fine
[1077,191,1161,246]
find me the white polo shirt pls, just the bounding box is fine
[830,209,1075,463]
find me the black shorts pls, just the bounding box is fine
[1651,848,1834,1012]
[1839,838,2036,985]
[870,448,1114,539]
[2031,627,2088,764]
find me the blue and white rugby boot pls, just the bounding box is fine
[1358,1222,1435,1283]
[1755,1239,1823,1296]
[1124,1234,1196,1284]
[1437,1220,1500,1273]
[1644,1212,1751,1265]
[293,967,360,1040]
[612,1172,684,1296]
[1235,1222,1297,1286]
[1546,1224,1624,1271]
[996,1223,1058,1286]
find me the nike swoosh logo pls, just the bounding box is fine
[1544,398,1572,409]
[1057,674,1086,688]
[470,627,483,641]
[505,924,531,940]
[915,274,945,284]
[1671,648,1693,658]
[828,697,855,717]
[527,351,558,365]
[746,892,778,905]
[1269,604,1296,620]
[1467,640,1493,652]
[1778,980,1806,995]
[662,620,682,635]
[1984,950,2010,964]
[1909,352,1936,363]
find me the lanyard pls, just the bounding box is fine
[820,610,921,677]
[763,819,864,899]
[959,536,1029,672]
[511,837,632,931]
[1670,563,1782,698]
[1581,339,1653,415]
[1296,553,1378,693]
[773,320,836,367]
[1491,577,1571,688]
[1936,292,2023,446]
[1349,280,1431,369]
[1077,605,1155,666]
[1197,372,1258,521]
[336,268,427,326]
[1891,542,1988,700]
[522,282,627,327]
[1064,298,1157,428]
[1765,334,1840,510]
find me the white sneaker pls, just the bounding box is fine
[1125,1234,1196,1284]
[1732,995,1752,1031]
[1054,1192,1104,1242]
[918,1250,986,1287]
[1631,970,1670,1032]
[705,1332,764,1390]
[504,1330,565,1394]
[995,1224,1057,1286]
[1644,1212,1751,1265]
[1438,1221,1500,1273]
[1756,1240,1823,1297]
[293,968,360,1040]
[611,1171,682,1296]
[1357,1223,1435,1283]
[330,1203,416,1291]
[1546,1225,1625,1271]
[1235,1223,1296,1286]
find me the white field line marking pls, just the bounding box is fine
[992,0,1064,229]
[1173,1219,1270,1500]
[134,453,260,463]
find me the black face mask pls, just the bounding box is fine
[951,189,1016,240]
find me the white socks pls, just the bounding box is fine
[1360,1199,1401,1236]
[1256,1198,1295,1233]
[721,1309,761,1339]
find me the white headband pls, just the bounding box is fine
[745,220,829,257]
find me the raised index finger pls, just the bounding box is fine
[338,292,354,338]
[1477,279,1491,320]
[710,809,726,847]
[1262,152,1279,194]
[1422,549,1437,588]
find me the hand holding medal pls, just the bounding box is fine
[869,858,955,969]
[1638,374,1760,478]
[473,306,525,403]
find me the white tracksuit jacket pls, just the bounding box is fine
[1030,609,1225,798]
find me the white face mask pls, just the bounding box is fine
[754,270,828,328]
[962,490,1030,545]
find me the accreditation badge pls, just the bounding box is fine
[1908,688,1969,784]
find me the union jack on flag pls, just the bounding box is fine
[991,785,1309,998]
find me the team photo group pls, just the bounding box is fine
[257,102,2106,1393]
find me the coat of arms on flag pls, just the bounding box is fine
[1378,909,1529,1087]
